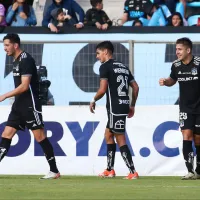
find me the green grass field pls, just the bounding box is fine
[0,176,199,199]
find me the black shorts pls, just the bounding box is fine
[179,112,200,134]
[106,111,127,134]
[6,108,44,131]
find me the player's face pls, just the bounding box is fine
[176,44,191,61]
[3,39,17,56]
[96,49,107,63]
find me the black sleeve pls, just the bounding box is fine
[99,63,109,80]
[20,58,34,76]
[102,11,112,26]
[169,64,177,81]
[84,9,96,26]
[124,0,129,13]
[128,69,135,84]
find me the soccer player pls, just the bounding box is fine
[90,41,139,179]
[0,33,60,179]
[159,37,200,180]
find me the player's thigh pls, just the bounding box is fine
[24,110,44,131]
[104,128,115,144]
[180,112,194,140]
[112,115,127,147]
[2,126,17,139]
[6,109,25,132]
[193,115,200,144]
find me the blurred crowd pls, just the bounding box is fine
[0,0,200,32]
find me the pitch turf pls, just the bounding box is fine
[0,176,199,199]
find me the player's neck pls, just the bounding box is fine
[182,55,193,65]
[13,49,23,60]
[104,56,113,63]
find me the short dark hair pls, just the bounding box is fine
[57,8,64,17]
[96,41,114,54]
[3,33,21,46]
[90,0,102,7]
[176,37,193,51]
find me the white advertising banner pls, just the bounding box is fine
[1,33,200,106]
[0,105,188,176]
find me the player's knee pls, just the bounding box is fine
[32,129,46,142]
[2,127,16,139]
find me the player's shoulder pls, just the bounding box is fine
[172,59,181,67]
[19,52,35,64]
[194,56,200,62]
[112,60,128,69]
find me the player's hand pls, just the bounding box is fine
[95,22,102,29]
[75,23,84,29]
[159,78,166,86]
[19,12,27,19]
[49,23,58,33]
[102,23,108,30]
[128,106,135,118]
[12,2,19,11]
[0,94,7,102]
[90,102,96,113]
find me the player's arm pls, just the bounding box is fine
[159,77,176,87]
[128,80,139,118]
[90,63,109,113]
[130,80,139,107]
[89,79,108,113]
[0,76,31,102]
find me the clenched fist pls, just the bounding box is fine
[159,78,166,86]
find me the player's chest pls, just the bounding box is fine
[13,62,21,77]
[176,66,199,82]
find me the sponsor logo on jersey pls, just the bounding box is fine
[119,99,130,104]
[13,73,20,76]
[178,77,198,81]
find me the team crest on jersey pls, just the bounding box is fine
[14,65,19,71]
[191,67,197,75]
[115,120,125,129]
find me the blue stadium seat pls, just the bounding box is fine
[176,2,184,18]
[187,15,200,25]
[187,2,200,7]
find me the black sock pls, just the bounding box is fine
[107,144,116,171]
[195,145,200,174]
[183,140,194,173]
[0,137,12,161]
[120,145,135,174]
[39,138,59,173]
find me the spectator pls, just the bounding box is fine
[145,3,171,26]
[42,0,84,33]
[121,0,152,26]
[84,0,112,30]
[0,2,6,26]
[50,8,76,30]
[132,19,143,26]
[6,0,37,26]
[154,0,186,15]
[168,12,184,26]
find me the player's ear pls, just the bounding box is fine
[14,43,19,50]
[187,48,191,54]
